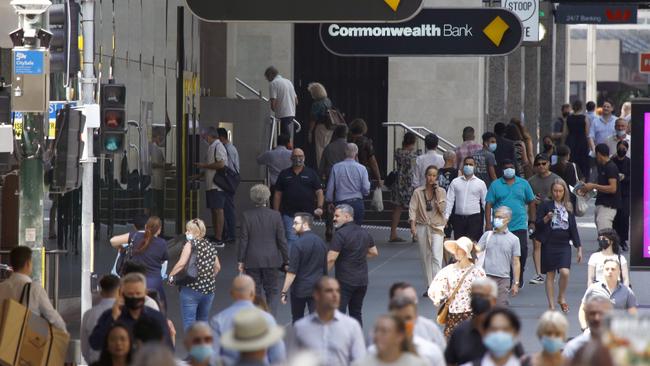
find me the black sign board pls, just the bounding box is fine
[185,0,423,22]
[555,3,637,24]
[320,8,523,57]
[630,99,650,270]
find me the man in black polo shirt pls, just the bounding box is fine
[327,204,378,326]
[280,213,328,323]
[579,143,619,231]
[273,148,324,246]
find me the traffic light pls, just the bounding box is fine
[51,105,84,193]
[100,84,126,154]
[48,1,80,75]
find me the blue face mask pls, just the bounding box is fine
[484,331,516,358]
[503,168,516,179]
[541,336,565,354]
[616,130,626,137]
[186,233,194,241]
[463,165,475,176]
[493,218,505,229]
[488,143,498,152]
[189,344,213,362]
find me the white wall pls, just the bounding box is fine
[386,0,485,169]
[570,39,620,82]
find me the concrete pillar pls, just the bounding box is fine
[505,48,524,120]
[199,21,230,97]
[486,56,506,132]
[554,24,568,114]
[524,46,541,150]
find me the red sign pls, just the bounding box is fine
[640,53,650,73]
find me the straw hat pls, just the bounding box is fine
[220,308,285,352]
[443,237,474,256]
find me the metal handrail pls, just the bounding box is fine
[411,126,457,150]
[235,77,269,102]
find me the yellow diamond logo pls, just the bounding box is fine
[483,16,510,47]
[384,0,401,12]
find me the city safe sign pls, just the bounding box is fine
[186,0,423,22]
[320,8,523,56]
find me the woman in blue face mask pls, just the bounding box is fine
[183,322,217,366]
[530,311,568,366]
[169,219,222,331]
[468,308,522,366]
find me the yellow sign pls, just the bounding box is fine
[483,16,510,47]
[14,120,23,140]
[384,0,401,12]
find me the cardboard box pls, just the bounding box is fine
[0,299,29,366]
[0,298,69,366]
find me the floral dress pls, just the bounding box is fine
[428,263,486,337]
[392,148,417,207]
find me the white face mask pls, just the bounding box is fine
[493,218,506,229]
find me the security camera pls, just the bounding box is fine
[10,0,51,16]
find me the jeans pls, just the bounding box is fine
[339,281,367,326]
[335,198,364,225]
[179,286,215,331]
[512,229,528,286]
[282,214,298,247]
[223,191,236,241]
[247,268,281,316]
[290,293,315,323]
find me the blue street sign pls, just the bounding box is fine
[14,50,44,75]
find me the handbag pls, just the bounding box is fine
[115,232,135,277]
[213,145,241,194]
[174,241,199,287]
[371,188,384,212]
[436,265,475,325]
[476,231,493,269]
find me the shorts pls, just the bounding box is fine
[206,189,226,209]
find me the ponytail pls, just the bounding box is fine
[135,217,161,254]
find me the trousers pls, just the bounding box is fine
[338,281,367,326]
[511,229,528,286]
[246,267,280,316]
[416,225,444,287]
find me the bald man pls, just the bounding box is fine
[274,148,324,245]
[209,275,286,364]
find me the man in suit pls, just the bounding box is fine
[493,122,516,178]
[239,184,289,316]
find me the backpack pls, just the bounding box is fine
[324,108,346,130]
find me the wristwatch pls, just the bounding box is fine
[513,281,520,286]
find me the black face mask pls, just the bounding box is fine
[471,295,491,315]
[544,144,554,152]
[617,149,627,158]
[598,238,610,251]
[123,296,145,310]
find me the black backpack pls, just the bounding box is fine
[115,232,135,276]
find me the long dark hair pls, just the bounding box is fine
[135,216,161,254]
[94,323,132,366]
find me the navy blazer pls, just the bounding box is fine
[534,200,581,247]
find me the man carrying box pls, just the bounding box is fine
[0,246,66,331]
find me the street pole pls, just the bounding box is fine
[586,25,597,103]
[11,1,51,283]
[79,0,96,334]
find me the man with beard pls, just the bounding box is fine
[327,204,378,326]
[274,148,324,246]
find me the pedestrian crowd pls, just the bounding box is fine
[0,65,638,366]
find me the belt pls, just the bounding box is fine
[337,198,362,203]
[454,212,481,217]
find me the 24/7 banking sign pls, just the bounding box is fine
[320,8,523,57]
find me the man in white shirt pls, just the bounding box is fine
[606,118,631,158]
[445,156,487,242]
[265,66,298,137]
[81,274,120,364]
[412,134,445,188]
[388,282,446,351]
[0,246,66,331]
[195,126,228,245]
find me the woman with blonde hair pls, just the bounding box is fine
[529,311,569,366]
[534,179,582,312]
[307,82,334,166]
[169,218,221,330]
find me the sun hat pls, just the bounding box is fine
[443,237,474,256]
[220,308,285,352]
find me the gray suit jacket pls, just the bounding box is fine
[238,206,289,268]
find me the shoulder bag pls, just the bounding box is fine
[213,145,241,194]
[436,265,475,325]
[173,241,199,287]
[476,231,493,269]
[115,232,135,277]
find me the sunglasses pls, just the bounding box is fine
[534,162,548,166]
[191,336,213,345]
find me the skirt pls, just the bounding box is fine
[540,229,572,273]
[444,311,473,338]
